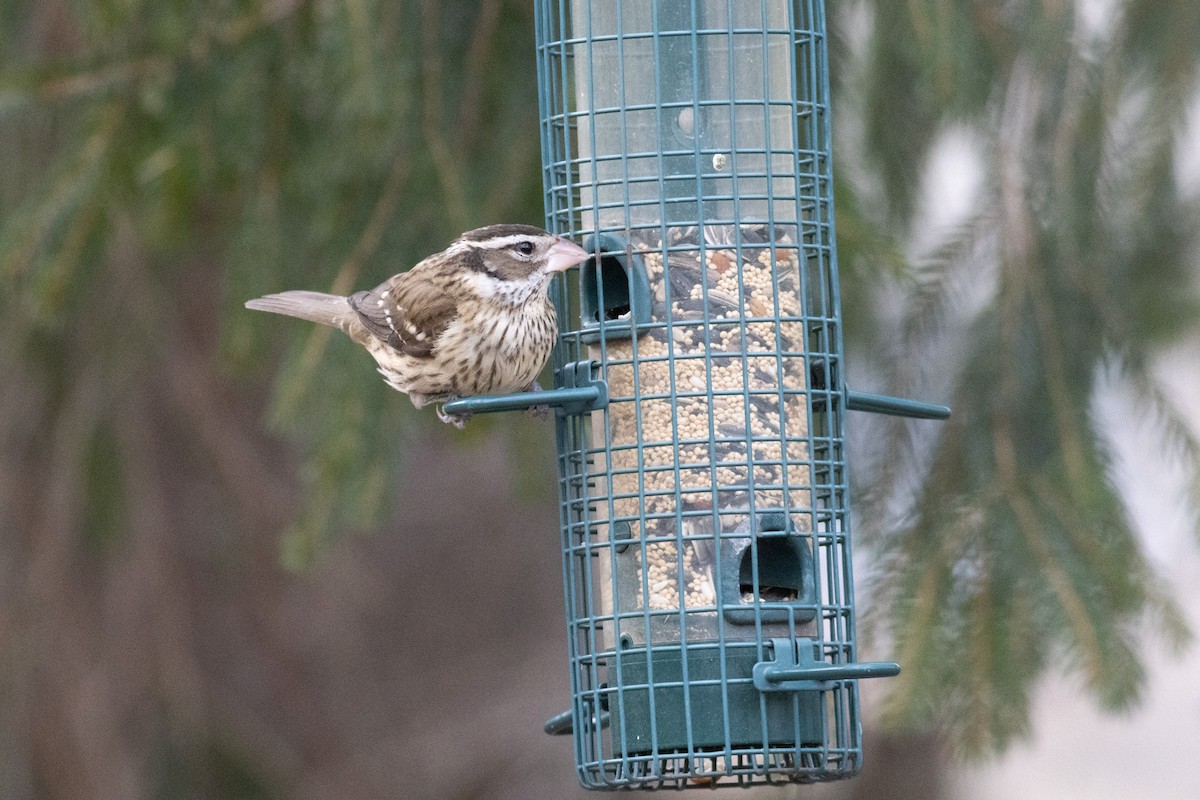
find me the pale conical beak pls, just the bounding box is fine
[545,238,590,273]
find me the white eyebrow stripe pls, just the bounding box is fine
[466,234,544,250]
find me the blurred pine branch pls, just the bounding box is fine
[837,0,1200,757]
[2,0,549,566]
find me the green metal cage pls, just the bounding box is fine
[449,0,947,789]
[534,0,947,789]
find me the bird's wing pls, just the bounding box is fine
[348,272,458,358]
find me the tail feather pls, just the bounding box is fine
[245,290,355,331]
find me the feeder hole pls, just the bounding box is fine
[578,233,652,342]
[583,254,633,322]
[739,538,803,603]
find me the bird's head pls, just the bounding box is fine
[450,224,589,304]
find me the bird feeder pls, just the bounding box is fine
[446,0,948,789]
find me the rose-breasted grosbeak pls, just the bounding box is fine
[246,224,589,426]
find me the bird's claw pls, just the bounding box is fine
[523,382,551,420]
[526,404,551,420]
[436,404,471,428]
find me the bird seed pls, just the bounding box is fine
[587,224,813,645]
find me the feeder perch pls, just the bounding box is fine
[447,0,948,789]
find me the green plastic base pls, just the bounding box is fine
[610,645,823,755]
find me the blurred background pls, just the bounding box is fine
[2,1,1198,798]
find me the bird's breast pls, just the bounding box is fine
[365,297,557,401]
[470,301,556,391]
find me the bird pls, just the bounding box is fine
[245,224,590,427]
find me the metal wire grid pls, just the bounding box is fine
[536,0,860,788]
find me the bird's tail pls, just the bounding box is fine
[245,290,355,332]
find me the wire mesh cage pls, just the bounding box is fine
[525,0,948,790]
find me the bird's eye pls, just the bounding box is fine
[514,241,536,256]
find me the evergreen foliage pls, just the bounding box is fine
[832,0,1200,755]
[2,0,547,564]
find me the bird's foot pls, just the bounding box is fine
[524,381,551,419]
[436,402,471,428]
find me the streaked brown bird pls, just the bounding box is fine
[246,224,589,427]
